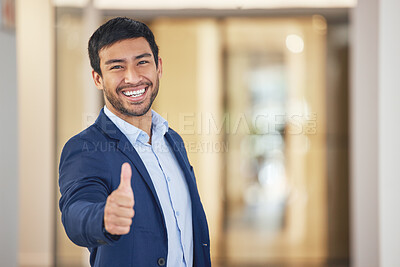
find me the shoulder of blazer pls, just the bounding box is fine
[167,127,183,142]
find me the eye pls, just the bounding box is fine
[110,65,123,70]
[138,60,149,65]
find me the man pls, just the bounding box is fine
[59,17,211,267]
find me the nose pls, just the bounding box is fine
[124,65,141,84]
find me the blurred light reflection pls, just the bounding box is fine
[286,34,305,54]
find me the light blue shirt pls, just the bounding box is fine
[104,106,193,267]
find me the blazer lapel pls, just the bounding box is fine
[164,131,201,205]
[165,130,210,266]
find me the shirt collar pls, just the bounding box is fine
[103,105,168,145]
[151,109,169,138]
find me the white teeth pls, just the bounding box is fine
[122,88,145,97]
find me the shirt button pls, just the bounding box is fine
[167,177,171,182]
[157,257,166,266]
[176,211,180,216]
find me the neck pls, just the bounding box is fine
[106,104,153,140]
[126,111,152,139]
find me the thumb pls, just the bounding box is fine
[119,162,132,191]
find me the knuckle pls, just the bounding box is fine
[104,207,112,216]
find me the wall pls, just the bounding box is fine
[0,4,18,267]
[351,0,400,266]
[17,0,55,266]
[378,0,400,265]
[350,1,379,265]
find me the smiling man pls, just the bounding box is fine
[58,17,211,267]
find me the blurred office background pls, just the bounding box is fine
[1,0,399,266]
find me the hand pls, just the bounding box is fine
[104,163,135,235]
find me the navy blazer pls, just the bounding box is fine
[59,109,211,267]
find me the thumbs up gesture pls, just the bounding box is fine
[104,163,135,235]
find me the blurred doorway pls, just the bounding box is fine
[222,17,329,266]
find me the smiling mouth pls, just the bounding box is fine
[122,88,146,98]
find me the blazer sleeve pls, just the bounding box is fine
[59,137,116,248]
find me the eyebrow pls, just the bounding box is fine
[135,53,152,60]
[104,53,153,65]
[105,59,125,65]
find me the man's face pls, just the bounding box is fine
[92,37,162,119]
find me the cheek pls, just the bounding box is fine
[149,70,160,80]
[103,75,121,88]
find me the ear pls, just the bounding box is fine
[92,70,104,90]
[157,57,163,78]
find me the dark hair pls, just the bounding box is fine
[88,17,159,76]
